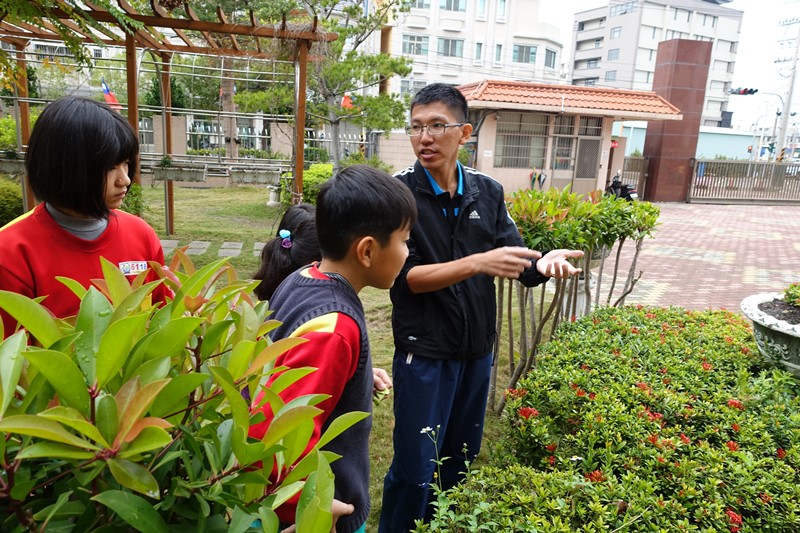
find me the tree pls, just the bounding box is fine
[142,74,190,109]
[253,0,413,172]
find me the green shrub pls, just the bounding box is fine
[340,153,393,174]
[120,183,146,216]
[421,306,800,532]
[304,146,330,163]
[186,147,225,157]
[282,163,333,205]
[784,283,800,308]
[0,177,23,226]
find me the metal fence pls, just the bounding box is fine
[687,160,800,203]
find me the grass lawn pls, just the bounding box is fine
[138,182,536,529]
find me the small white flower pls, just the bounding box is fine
[569,455,584,462]
[420,426,433,434]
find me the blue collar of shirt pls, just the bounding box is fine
[423,162,463,197]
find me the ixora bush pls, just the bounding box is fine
[0,254,365,532]
[420,306,800,532]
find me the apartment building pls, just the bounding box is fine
[386,0,564,96]
[569,0,743,127]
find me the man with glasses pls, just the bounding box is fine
[379,83,583,532]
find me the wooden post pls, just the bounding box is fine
[294,39,309,203]
[161,52,174,235]
[15,44,33,211]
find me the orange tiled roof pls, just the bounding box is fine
[458,80,682,121]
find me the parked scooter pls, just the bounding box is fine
[606,171,639,201]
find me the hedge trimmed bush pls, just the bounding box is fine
[0,177,23,226]
[419,306,800,532]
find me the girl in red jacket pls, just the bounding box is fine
[0,96,169,337]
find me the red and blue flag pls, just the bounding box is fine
[101,77,122,111]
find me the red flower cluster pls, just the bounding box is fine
[545,443,558,452]
[727,399,745,410]
[505,388,528,399]
[518,407,539,419]
[679,433,691,444]
[585,470,606,483]
[726,508,742,532]
[702,362,713,371]
[547,455,556,466]
[777,448,787,459]
[731,423,740,433]
[726,441,739,451]
[645,312,657,319]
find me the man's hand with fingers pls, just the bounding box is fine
[477,246,542,279]
[535,249,584,278]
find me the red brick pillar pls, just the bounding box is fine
[643,40,712,202]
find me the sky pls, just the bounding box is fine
[543,0,800,131]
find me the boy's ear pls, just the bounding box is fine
[355,236,377,267]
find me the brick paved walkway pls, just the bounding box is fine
[608,203,800,311]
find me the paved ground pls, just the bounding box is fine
[607,202,800,311]
[160,202,800,313]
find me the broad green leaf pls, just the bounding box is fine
[40,406,109,447]
[110,281,161,323]
[0,331,26,418]
[149,373,210,418]
[73,460,105,486]
[114,379,170,446]
[170,258,231,317]
[269,480,306,511]
[131,357,170,385]
[231,300,261,344]
[73,287,114,384]
[270,367,317,395]
[16,441,95,460]
[258,507,280,533]
[199,319,235,359]
[315,411,370,450]
[0,415,97,449]
[282,417,315,467]
[96,394,119,445]
[228,340,257,381]
[142,317,204,361]
[25,350,91,417]
[115,378,141,424]
[0,290,61,347]
[119,426,171,458]
[208,366,249,430]
[56,276,89,301]
[96,313,150,388]
[100,256,134,305]
[106,459,160,499]
[122,417,171,444]
[261,405,322,450]
[230,425,271,466]
[282,450,341,486]
[33,492,84,521]
[92,490,168,532]
[228,506,256,533]
[244,338,307,378]
[296,455,335,533]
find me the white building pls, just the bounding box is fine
[569,0,743,127]
[386,0,565,96]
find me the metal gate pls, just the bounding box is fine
[622,156,649,197]
[687,160,800,204]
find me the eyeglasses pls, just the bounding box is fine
[404,122,464,136]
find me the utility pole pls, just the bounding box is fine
[776,19,800,158]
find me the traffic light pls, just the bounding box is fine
[728,87,758,95]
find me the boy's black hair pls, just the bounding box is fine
[410,83,469,123]
[26,97,139,219]
[316,165,417,261]
[253,203,321,301]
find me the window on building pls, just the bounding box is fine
[497,0,506,19]
[495,44,503,62]
[402,35,429,55]
[610,27,622,39]
[494,112,548,169]
[649,49,656,61]
[666,30,688,40]
[579,116,602,136]
[554,115,574,136]
[578,21,585,31]
[475,42,483,62]
[595,38,602,48]
[438,38,464,58]
[545,49,557,69]
[587,58,599,69]
[93,48,103,59]
[400,78,427,96]
[552,117,575,170]
[609,1,636,16]
[513,45,536,64]
[672,8,691,23]
[440,0,466,12]
[477,0,486,17]
[730,41,737,53]
[651,26,660,39]
[412,0,430,7]
[584,78,598,86]
[607,48,619,60]
[605,70,617,81]
[703,14,717,27]
[34,44,68,60]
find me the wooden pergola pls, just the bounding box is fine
[0,1,336,222]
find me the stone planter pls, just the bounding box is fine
[229,168,280,186]
[0,158,26,175]
[152,166,207,183]
[740,292,800,377]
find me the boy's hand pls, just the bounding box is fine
[373,367,392,405]
[279,499,354,533]
[536,249,584,278]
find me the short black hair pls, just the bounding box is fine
[410,83,469,123]
[316,165,417,261]
[253,203,320,301]
[26,97,139,219]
